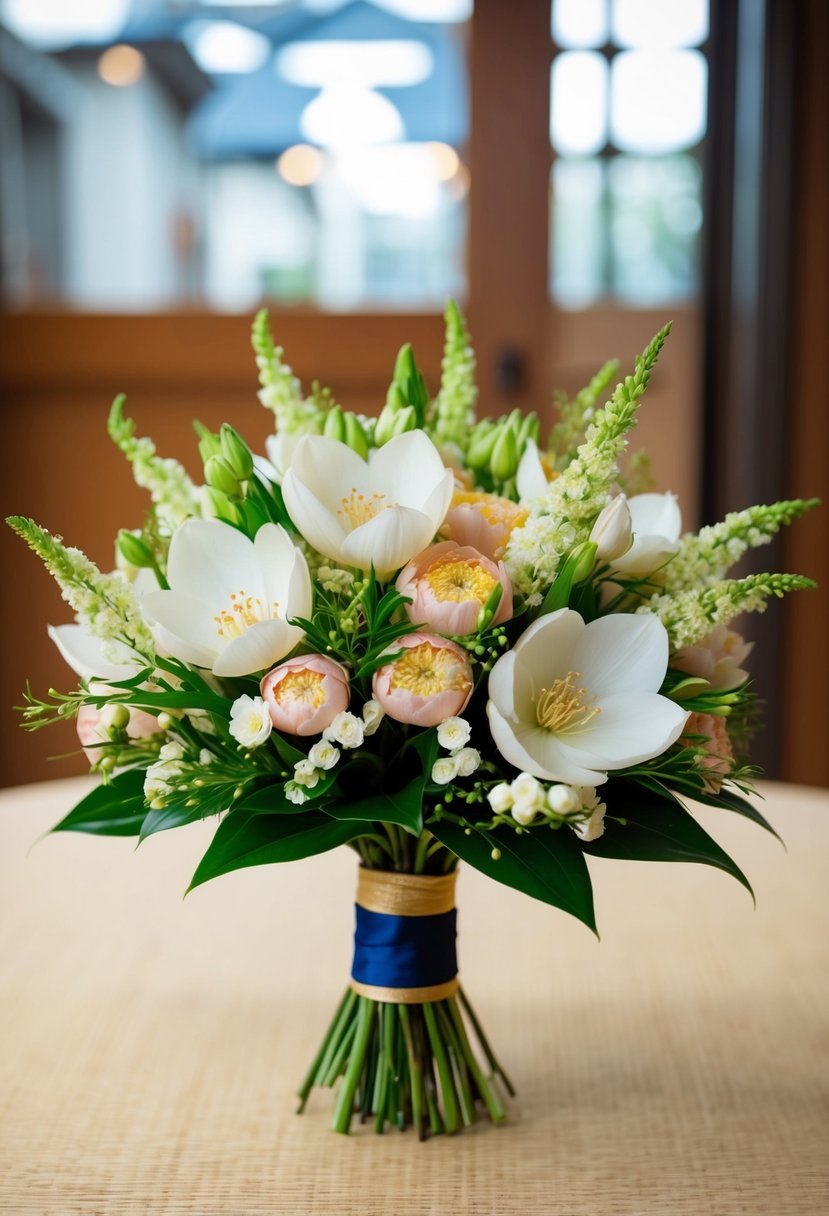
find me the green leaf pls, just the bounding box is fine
[325,778,425,835]
[85,688,232,717]
[51,770,147,836]
[268,730,306,769]
[237,772,338,813]
[673,783,782,844]
[187,808,362,892]
[429,818,597,933]
[583,783,754,898]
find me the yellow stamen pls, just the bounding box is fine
[215,590,277,640]
[534,672,600,734]
[424,558,497,605]
[274,669,326,708]
[390,643,471,699]
[337,488,388,530]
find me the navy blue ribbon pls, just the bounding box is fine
[351,905,458,992]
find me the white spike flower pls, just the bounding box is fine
[142,520,311,678]
[281,431,454,575]
[487,608,688,786]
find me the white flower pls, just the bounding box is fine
[362,699,385,736]
[159,740,185,763]
[547,783,581,815]
[308,739,340,770]
[285,781,309,805]
[281,431,454,575]
[610,493,681,577]
[432,756,460,785]
[516,439,551,501]
[293,759,320,788]
[437,716,472,752]
[509,772,546,826]
[228,695,272,748]
[572,794,607,842]
[487,782,514,813]
[589,495,633,562]
[142,519,311,678]
[264,432,304,484]
[487,608,688,786]
[324,711,365,749]
[455,747,481,777]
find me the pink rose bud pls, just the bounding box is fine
[682,711,734,794]
[396,541,513,637]
[76,703,158,766]
[260,654,350,736]
[372,633,473,728]
[441,489,527,561]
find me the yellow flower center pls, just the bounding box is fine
[451,489,528,531]
[274,669,326,707]
[337,488,389,530]
[534,672,600,734]
[215,590,277,640]
[390,643,471,699]
[424,559,497,605]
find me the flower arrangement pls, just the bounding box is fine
[8,304,817,1139]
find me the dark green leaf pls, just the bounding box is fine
[325,778,425,835]
[51,770,147,836]
[187,808,362,891]
[583,783,754,898]
[429,817,597,933]
[237,772,337,814]
[674,783,782,844]
[85,688,231,717]
[268,730,306,769]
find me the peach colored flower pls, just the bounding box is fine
[372,633,473,728]
[682,712,734,794]
[674,625,753,691]
[396,541,513,637]
[76,704,158,766]
[441,489,527,562]
[260,654,350,736]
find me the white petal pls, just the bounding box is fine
[487,650,516,717]
[142,590,220,669]
[487,702,607,785]
[418,469,455,531]
[369,430,448,507]
[513,609,586,690]
[340,504,434,574]
[611,535,679,576]
[48,624,138,682]
[516,440,549,501]
[281,470,348,561]
[167,519,264,604]
[572,612,669,698]
[288,434,370,509]
[213,619,302,678]
[628,492,682,542]
[564,691,689,768]
[254,524,310,616]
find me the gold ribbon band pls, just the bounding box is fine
[350,977,460,1004]
[356,867,458,917]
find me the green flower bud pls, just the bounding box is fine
[476,581,504,633]
[374,403,398,447]
[205,455,241,498]
[323,405,347,443]
[102,702,131,731]
[344,412,369,459]
[219,424,254,481]
[518,412,540,447]
[116,529,155,569]
[203,486,240,524]
[390,405,417,437]
[467,423,500,469]
[490,425,518,480]
[569,540,599,584]
[194,420,221,466]
[384,383,407,414]
[393,342,416,388]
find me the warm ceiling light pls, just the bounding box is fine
[97,44,145,87]
[277,144,324,187]
[428,142,460,181]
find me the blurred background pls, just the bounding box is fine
[0,0,825,788]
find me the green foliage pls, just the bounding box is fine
[51,770,148,836]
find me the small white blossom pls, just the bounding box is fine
[199,749,217,767]
[229,695,273,748]
[487,782,514,814]
[362,699,385,736]
[572,796,607,842]
[547,783,581,815]
[510,772,546,826]
[293,759,320,789]
[159,740,185,763]
[325,711,365,749]
[437,716,472,752]
[455,747,481,777]
[432,756,460,785]
[308,739,340,770]
[285,781,309,805]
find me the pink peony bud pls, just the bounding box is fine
[76,703,158,766]
[441,490,527,562]
[372,632,473,728]
[260,653,350,736]
[396,541,513,637]
[682,711,734,794]
[674,625,754,691]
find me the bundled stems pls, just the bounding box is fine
[299,987,510,1137]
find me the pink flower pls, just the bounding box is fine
[372,633,473,727]
[76,704,158,766]
[441,490,527,561]
[260,654,350,736]
[674,625,753,691]
[396,541,513,636]
[682,712,734,794]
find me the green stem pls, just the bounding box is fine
[413,831,432,874]
[447,996,506,1123]
[423,1003,460,1134]
[313,987,358,1089]
[332,996,375,1135]
[436,1002,476,1126]
[297,987,350,1112]
[458,987,516,1097]
[322,1017,358,1087]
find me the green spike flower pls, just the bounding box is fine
[431,299,478,451]
[108,396,200,532]
[643,571,817,649]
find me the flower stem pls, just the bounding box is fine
[332,996,375,1134]
[423,1003,460,1134]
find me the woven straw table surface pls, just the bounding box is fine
[1,776,827,1216]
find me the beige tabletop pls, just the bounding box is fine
[1,776,827,1216]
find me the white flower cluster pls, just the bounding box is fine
[487,774,606,840]
[316,565,356,595]
[431,717,481,785]
[284,703,385,805]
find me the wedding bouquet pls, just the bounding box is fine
[8,305,816,1138]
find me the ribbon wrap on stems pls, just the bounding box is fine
[350,869,459,1003]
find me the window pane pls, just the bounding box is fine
[608,154,702,304]
[610,50,707,153]
[552,0,608,49]
[550,158,606,307]
[611,0,709,49]
[550,52,608,155]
